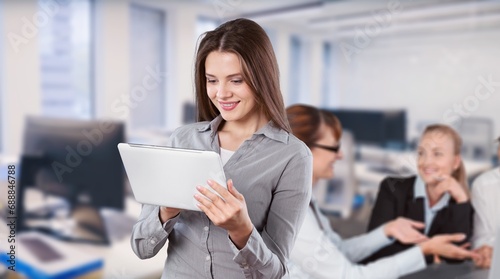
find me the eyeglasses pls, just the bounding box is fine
[311,143,341,153]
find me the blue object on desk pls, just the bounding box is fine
[352,194,365,210]
[0,253,102,279]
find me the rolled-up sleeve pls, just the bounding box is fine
[130,204,179,259]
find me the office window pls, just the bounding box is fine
[130,4,166,130]
[288,36,309,104]
[0,1,4,153]
[322,41,340,107]
[264,27,278,51]
[39,0,94,119]
[322,42,332,105]
[196,17,218,43]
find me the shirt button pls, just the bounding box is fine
[150,238,157,245]
[205,255,210,261]
[204,226,209,231]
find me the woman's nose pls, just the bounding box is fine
[216,83,231,98]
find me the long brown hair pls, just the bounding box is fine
[422,124,469,192]
[286,104,342,147]
[194,18,290,132]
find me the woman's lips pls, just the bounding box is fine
[219,101,239,111]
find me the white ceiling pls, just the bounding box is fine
[174,0,500,40]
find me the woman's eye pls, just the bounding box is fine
[232,79,243,84]
[207,79,217,84]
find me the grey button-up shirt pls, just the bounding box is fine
[130,115,312,279]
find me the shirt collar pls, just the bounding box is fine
[196,115,289,144]
[413,175,450,212]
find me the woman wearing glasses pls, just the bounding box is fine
[286,104,476,279]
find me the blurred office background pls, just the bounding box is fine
[1,0,500,277]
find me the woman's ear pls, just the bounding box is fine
[453,155,462,171]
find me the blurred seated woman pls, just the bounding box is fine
[287,105,476,279]
[471,136,500,269]
[362,124,473,265]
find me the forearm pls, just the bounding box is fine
[130,204,177,259]
[340,226,394,262]
[230,228,287,278]
[447,202,473,237]
[291,233,425,279]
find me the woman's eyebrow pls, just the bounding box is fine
[205,73,242,78]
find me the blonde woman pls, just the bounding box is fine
[363,124,473,264]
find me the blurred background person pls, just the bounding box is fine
[286,104,476,279]
[362,124,473,264]
[471,136,500,269]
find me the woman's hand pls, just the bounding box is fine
[418,234,478,261]
[434,175,469,203]
[159,207,181,224]
[383,217,427,244]
[195,179,254,249]
[473,245,493,269]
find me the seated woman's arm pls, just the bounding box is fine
[290,223,426,279]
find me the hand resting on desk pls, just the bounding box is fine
[418,233,479,263]
[473,245,493,269]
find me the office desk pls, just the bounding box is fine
[401,261,490,279]
[0,192,168,279]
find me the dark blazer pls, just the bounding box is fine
[360,176,473,265]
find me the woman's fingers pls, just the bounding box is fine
[408,219,425,229]
[227,179,245,201]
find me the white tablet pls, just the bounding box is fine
[117,143,227,211]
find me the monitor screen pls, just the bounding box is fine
[17,116,125,243]
[324,108,406,149]
[21,116,126,210]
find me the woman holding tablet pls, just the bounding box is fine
[286,105,477,279]
[130,18,312,278]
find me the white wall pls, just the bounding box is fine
[94,0,130,122]
[1,0,41,156]
[2,1,498,157]
[329,29,500,141]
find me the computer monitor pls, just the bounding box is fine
[17,116,125,243]
[384,110,407,150]
[324,108,407,150]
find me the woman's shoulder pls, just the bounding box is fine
[286,133,312,158]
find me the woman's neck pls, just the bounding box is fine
[218,113,269,151]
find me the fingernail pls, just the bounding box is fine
[196,185,203,191]
[207,179,213,185]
